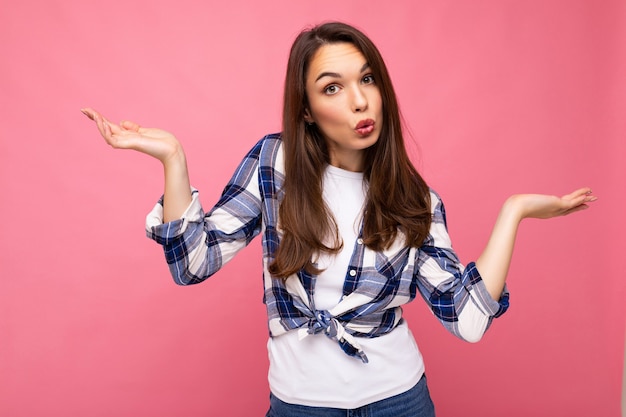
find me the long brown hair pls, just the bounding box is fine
[268,22,432,278]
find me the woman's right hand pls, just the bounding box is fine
[82,107,192,221]
[81,107,184,165]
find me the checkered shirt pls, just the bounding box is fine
[146,133,509,362]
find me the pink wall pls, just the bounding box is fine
[1,1,624,416]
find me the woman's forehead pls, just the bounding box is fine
[308,43,368,82]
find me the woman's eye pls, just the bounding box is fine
[324,85,339,95]
[362,74,375,84]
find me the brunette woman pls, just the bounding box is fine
[82,21,595,417]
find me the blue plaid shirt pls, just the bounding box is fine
[146,134,509,362]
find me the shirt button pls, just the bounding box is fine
[357,238,363,244]
[349,270,357,277]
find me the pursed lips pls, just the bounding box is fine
[355,119,375,136]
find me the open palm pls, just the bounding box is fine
[81,108,183,164]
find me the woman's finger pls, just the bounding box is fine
[80,108,95,121]
[566,204,590,215]
[92,112,107,138]
[120,120,142,132]
[558,189,597,216]
[562,187,593,201]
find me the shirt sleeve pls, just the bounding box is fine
[145,145,264,286]
[414,190,509,342]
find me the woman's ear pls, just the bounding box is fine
[303,108,314,124]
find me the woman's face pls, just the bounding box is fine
[304,42,383,172]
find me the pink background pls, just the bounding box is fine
[1,1,624,416]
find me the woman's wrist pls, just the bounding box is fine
[501,195,526,224]
[162,143,187,169]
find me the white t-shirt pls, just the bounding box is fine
[267,164,424,408]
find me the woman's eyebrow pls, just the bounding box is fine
[314,62,370,82]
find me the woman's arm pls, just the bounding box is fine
[416,188,595,342]
[83,107,271,285]
[476,188,597,300]
[81,108,192,222]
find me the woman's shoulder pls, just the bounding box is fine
[248,133,282,155]
[257,132,282,146]
[243,133,284,172]
[427,188,448,224]
[428,188,443,208]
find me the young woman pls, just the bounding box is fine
[82,22,595,417]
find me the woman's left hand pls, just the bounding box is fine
[507,187,597,221]
[476,187,597,299]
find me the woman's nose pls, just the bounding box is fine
[351,86,368,113]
